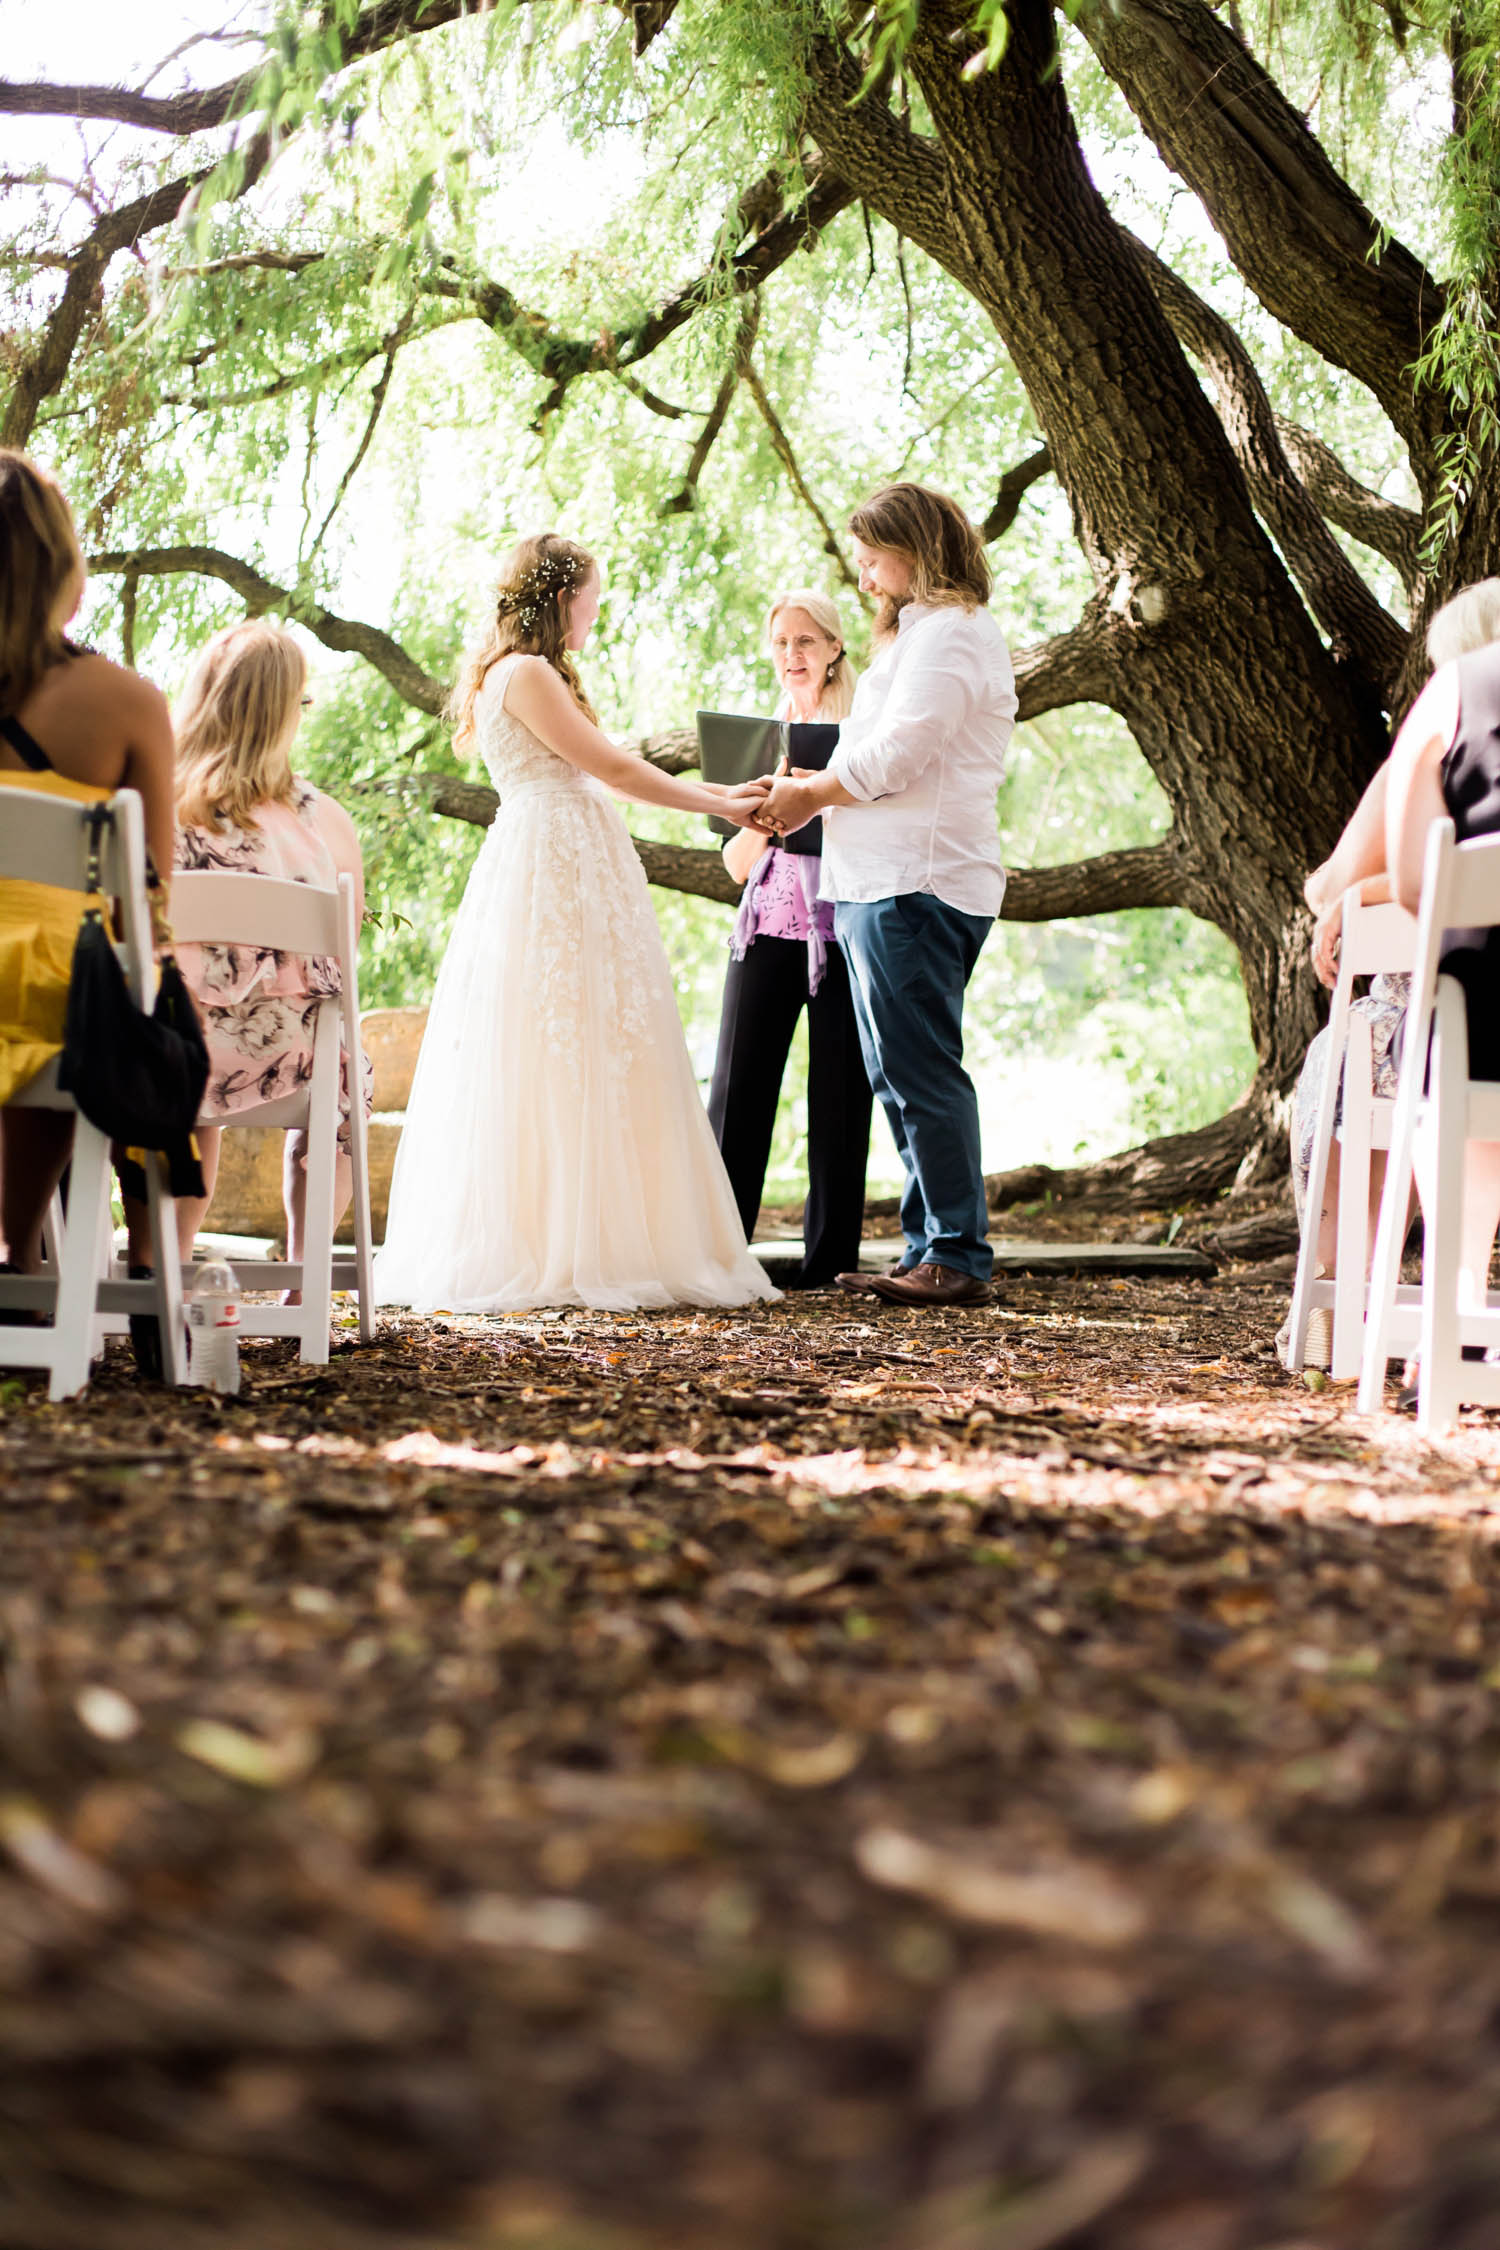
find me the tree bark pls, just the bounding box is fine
[1136,239,1408,696]
[1078,0,1448,478]
[1273,420,1422,593]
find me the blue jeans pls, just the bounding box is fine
[834,894,993,1282]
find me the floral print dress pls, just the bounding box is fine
[174,783,372,1148]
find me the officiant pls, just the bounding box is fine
[705,590,873,1289]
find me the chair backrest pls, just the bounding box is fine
[1437,830,1500,935]
[0,786,154,1006]
[0,784,138,893]
[169,871,343,954]
[1338,893,1418,979]
[1395,820,1500,1082]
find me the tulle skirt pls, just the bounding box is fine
[375,781,777,1313]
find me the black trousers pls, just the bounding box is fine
[707,933,873,1285]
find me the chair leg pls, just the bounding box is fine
[1416,988,1468,1435]
[143,1152,188,1386]
[1332,1028,1373,1382]
[348,1093,376,1346]
[1360,1079,1419,1416]
[41,1191,66,1269]
[48,1120,112,1401]
[90,1183,115,1365]
[1287,998,1348,1375]
[296,1008,340,1366]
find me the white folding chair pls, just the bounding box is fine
[0,789,187,1397]
[1359,820,1500,1431]
[1286,890,1417,1377]
[164,869,374,1363]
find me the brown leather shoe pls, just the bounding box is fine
[835,1263,914,1296]
[868,1261,994,1308]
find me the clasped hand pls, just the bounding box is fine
[711,768,821,836]
[714,775,776,830]
[750,768,821,837]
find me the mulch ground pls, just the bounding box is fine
[4,1273,1500,2250]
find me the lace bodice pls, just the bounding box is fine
[474,655,598,797]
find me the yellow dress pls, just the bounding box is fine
[0,769,109,1105]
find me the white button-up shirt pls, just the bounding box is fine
[820,601,1017,918]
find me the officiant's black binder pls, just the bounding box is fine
[695,712,841,854]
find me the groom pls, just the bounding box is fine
[755,483,1017,1308]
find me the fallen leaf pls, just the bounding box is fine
[856,1828,1147,1948]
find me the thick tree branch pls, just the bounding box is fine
[1136,241,1409,695]
[999,833,1189,920]
[982,447,1052,542]
[401,767,737,903]
[1013,607,1123,721]
[0,77,252,137]
[0,2,476,139]
[1079,0,1446,476]
[84,547,1172,917]
[1273,419,1422,591]
[798,40,984,296]
[88,546,448,715]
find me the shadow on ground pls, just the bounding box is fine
[2,1275,1499,2249]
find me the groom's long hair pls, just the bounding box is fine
[849,484,990,642]
[450,532,598,749]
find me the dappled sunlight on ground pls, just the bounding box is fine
[3,1275,1500,2248]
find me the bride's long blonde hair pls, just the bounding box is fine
[450,533,598,749]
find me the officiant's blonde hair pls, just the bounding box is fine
[451,533,598,748]
[765,589,857,719]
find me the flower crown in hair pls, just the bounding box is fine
[499,550,585,633]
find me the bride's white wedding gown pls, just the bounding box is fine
[375,655,778,1313]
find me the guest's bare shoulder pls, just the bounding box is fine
[55,649,170,735]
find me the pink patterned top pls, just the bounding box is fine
[174,783,373,1144]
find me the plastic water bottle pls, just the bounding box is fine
[188,1260,241,1395]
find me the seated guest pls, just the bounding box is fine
[707,590,873,1287]
[126,621,371,1282]
[1385,591,1500,1324]
[1280,580,1500,1367]
[0,449,175,1277]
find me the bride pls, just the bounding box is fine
[376,533,780,1314]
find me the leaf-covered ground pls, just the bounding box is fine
[3,1274,1500,2250]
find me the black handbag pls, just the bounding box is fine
[57,804,209,1198]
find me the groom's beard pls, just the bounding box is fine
[873,590,909,641]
